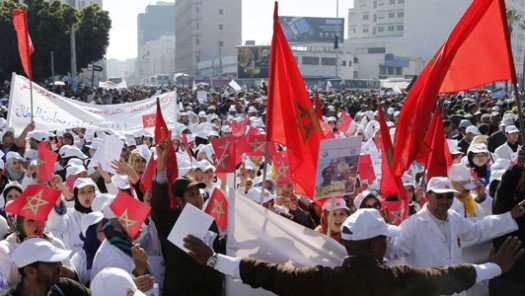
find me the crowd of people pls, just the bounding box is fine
[0,81,523,296]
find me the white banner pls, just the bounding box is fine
[99,80,128,89]
[7,74,177,135]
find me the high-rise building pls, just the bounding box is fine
[137,2,175,50]
[347,0,525,80]
[175,0,242,76]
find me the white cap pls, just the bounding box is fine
[111,174,130,190]
[505,125,520,134]
[6,151,24,162]
[321,198,349,211]
[198,111,207,118]
[28,131,53,142]
[341,209,401,241]
[459,119,473,128]
[465,125,481,135]
[124,137,137,147]
[94,194,117,219]
[91,267,146,296]
[353,190,375,209]
[66,158,84,167]
[66,165,87,178]
[426,177,459,194]
[402,173,415,187]
[73,177,97,190]
[327,116,337,123]
[12,238,71,268]
[468,143,489,154]
[447,164,477,190]
[60,146,87,159]
[81,211,104,237]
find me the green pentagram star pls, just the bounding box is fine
[21,190,49,216]
[217,152,230,169]
[294,101,321,142]
[211,199,225,219]
[218,140,230,151]
[276,160,289,180]
[37,158,45,166]
[119,209,138,233]
[146,116,156,126]
[250,138,265,153]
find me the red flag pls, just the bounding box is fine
[231,117,249,137]
[314,88,323,120]
[139,154,157,193]
[142,113,156,128]
[336,111,353,134]
[266,2,325,197]
[5,185,60,222]
[415,108,453,181]
[13,9,34,80]
[358,154,376,182]
[154,98,178,208]
[110,191,151,239]
[204,188,228,231]
[215,142,236,173]
[273,151,292,184]
[319,120,335,139]
[392,0,516,177]
[381,200,406,226]
[377,105,409,221]
[37,142,57,183]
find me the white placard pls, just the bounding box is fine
[167,203,214,253]
[196,91,208,104]
[88,135,123,174]
[7,74,177,136]
[314,137,362,199]
[228,80,242,92]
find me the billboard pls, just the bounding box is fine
[237,46,270,79]
[279,16,344,43]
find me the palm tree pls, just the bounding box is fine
[507,9,521,93]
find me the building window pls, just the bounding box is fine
[388,26,395,31]
[380,66,386,75]
[195,6,199,13]
[397,25,404,31]
[363,14,369,20]
[363,27,369,33]
[389,0,395,4]
[219,40,224,47]
[195,22,199,29]
[388,66,395,75]
[348,60,352,66]
[219,24,224,30]
[321,58,336,65]
[196,38,200,45]
[397,11,404,17]
[389,12,395,18]
[398,0,404,3]
[377,26,384,32]
[218,8,224,15]
[302,56,319,65]
[396,67,403,75]
[349,27,356,34]
[341,60,347,66]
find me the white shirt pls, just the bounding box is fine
[90,239,135,282]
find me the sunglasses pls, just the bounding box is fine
[363,202,381,210]
[433,193,455,200]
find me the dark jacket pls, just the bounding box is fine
[151,181,223,296]
[239,256,476,296]
[1,278,90,296]
[491,164,525,294]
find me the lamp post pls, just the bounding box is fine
[68,0,78,90]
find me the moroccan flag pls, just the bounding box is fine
[154,98,178,208]
[5,184,60,222]
[381,200,406,226]
[37,142,57,183]
[392,0,516,177]
[110,191,151,239]
[204,188,228,231]
[266,2,325,197]
[358,154,376,182]
[139,154,156,194]
[13,9,34,80]
[273,151,292,184]
[319,120,335,139]
[215,142,236,173]
[245,129,269,156]
[336,111,354,134]
[416,107,453,181]
[377,105,409,221]
[314,88,323,120]
[231,117,249,137]
[142,113,156,128]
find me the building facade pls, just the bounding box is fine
[175,0,242,76]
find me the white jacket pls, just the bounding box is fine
[46,205,85,253]
[494,142,518,162]
[387,204,518,268]
[90,239,135,282]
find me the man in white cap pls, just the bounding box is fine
[459,125,481,155]
[3,238,90,296]
[494,125,520,161]
[183,209,524,295]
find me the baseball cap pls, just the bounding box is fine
[459,119,472,128]
[73,177,97,190]
[66,165,87,178]
[81,211,104,237]
[322,198,349,211]
[341,209,401,241]
[465,125,481,135]
[171,178,206,198]
[12,238,71,268]
[91,267,146,296]
[447,164,477,190]
[353,190,376,209]
[91,194,117,219]
[426,177,459,194]
[505,125,520,134]
[467,143,489,154]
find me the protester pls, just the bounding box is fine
[183,209,524,296]
[314,198,351,244]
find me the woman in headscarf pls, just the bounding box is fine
[467,143,492,187]
[4,152,25,183]
[0,182,22,219]
[0,215,76,290]
[46,178,100,253]
[314,198,351,245]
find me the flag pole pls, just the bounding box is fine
[512,83,525,141]
[326,195,336,237]
[29,80,34,121]
[259,139,270,204]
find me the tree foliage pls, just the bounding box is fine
[0,0,111,83]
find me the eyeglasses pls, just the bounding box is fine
[363,202,381,210]
[433,193,455,200]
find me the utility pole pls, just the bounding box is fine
[69,0,78,90]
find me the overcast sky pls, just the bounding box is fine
[104,0,354,60]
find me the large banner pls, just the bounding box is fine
[237,46,270,79]
[99,80,128,89]
[7,74,177,135]
[279,16,344,43]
